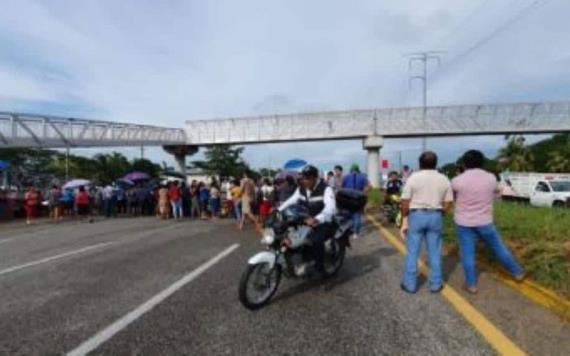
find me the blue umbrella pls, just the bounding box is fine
[283,159,307,170]
[0,160,8,170]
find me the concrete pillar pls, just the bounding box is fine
[363,136,384,188]
[163,145,199,177]
[174,153,187,176]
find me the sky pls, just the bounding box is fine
[0,0,568,172]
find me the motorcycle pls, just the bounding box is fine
[238,205,352,310]
[383,194,403,228]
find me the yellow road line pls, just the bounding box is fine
[482,262,570,321]
[366,214,526,356]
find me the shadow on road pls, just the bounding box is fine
[270,246,395,305]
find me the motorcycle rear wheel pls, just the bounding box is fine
[239,262,281,310]
[323,237,346,277]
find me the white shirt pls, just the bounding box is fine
[278,184,337,224]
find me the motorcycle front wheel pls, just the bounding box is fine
[238,262,281,310]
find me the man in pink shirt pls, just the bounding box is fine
[452,150,525,294]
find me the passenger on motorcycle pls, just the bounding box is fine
[278,165,337,277]
[384,171,403,204]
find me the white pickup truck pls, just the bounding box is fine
[500,172,570,207]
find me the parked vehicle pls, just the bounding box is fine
[501,172,570,207]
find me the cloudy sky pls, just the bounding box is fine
[0,0,568,171]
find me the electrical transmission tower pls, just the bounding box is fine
[405,51,445,152]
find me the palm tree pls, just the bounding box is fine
[546,152,570,173]
[497,136,534,172]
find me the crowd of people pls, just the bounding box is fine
[6,149,527,296]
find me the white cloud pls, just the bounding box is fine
[0,0,567,168]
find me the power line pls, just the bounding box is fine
[438,0,550,75]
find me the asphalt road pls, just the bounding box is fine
[0,217,560,355]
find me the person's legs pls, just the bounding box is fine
[425,211,444,291]
[477,224,524,278]
[308,224,328,274]
[456,225,478,289]
[402,211,425,292]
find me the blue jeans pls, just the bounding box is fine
[402,210,443,292]
[352,212,362,234]
[171,201,183,219]
[234,201,242,221]
[456,224,524,288]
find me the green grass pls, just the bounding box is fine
[367,188,384,207]
[366,189,570,297]
[444,201,570,298]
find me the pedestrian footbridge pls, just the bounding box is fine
[2,101,570,187]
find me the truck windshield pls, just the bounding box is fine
[550,181,570,192]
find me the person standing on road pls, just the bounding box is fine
[230,179,242,224]
[75,186,93,223]
[402,165,413,184]
[259,178,274,225]
[452,150,526,294]
[400,151,453,294]
[157,184,170,219]
[210,182,221,218]
[169,181,183,220]
[102,184,116,218]
[342,164,371,239]
[239,172,259,231]
[46,184,62,223]
[190,181,200,219]
[329,165,344,192]
[24,185,40,225]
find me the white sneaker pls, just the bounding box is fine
[351,233,359,240]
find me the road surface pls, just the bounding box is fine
[0,217,567,355]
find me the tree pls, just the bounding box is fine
[546,151,570,173]
[92,152,132,184]
[192,145,250,178]
[496,136,534,172]
[132,158,161,178]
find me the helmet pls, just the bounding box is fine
[301,165,319,178]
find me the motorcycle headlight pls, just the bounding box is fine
[261,228,275,245]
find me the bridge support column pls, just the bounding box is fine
[163,145,199,176]
[174,153,187,175]
[363,136,384,188]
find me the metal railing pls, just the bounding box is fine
[0,112,186,148]
[185,101,570,144]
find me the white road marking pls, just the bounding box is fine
[0,238,14,245]
[0,242,114,276]
[66,243,240,356]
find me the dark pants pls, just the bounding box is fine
[308,223,334,273]
[104,198,117,218]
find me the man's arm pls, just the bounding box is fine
[278,188,301,212]
[314,187,337,224]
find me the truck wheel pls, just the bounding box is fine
[553,201,566,208]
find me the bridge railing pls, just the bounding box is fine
[185,101,570,144]
[0,112,186,148]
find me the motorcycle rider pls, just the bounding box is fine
[278,165,337,277]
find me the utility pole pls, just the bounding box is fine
[65,145,70,181]
[405,51,445,152]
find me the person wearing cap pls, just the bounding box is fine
[400,151,453,293]
[278,165,337,277]
[341,163,371,239]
